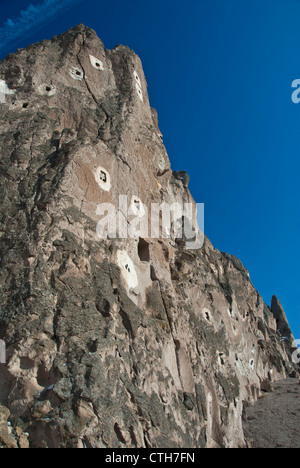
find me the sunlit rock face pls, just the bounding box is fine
[0,25,298,448]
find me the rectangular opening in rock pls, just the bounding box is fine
[138,238,150,262]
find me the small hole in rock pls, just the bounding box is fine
[20,357,35,370]
[46,86,51,92]
[22,103,29,108]
[100,170,107,182]
[88,340,98,353]
[138,238,150,262]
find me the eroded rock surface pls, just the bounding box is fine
[0,25,298,448]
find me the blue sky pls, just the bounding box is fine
[0,0,299,340]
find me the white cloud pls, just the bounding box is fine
[0,0,83,55]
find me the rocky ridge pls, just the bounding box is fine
[0,25,298,448]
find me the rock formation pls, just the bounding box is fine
[0,25,298,448]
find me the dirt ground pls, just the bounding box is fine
[243,378,300,448]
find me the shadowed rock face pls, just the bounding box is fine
[0,24,298,448]
[271,296,292,339]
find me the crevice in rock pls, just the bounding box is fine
[114,423,126,444]
[119,308,134,340]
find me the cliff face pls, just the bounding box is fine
[0,25,298,448]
